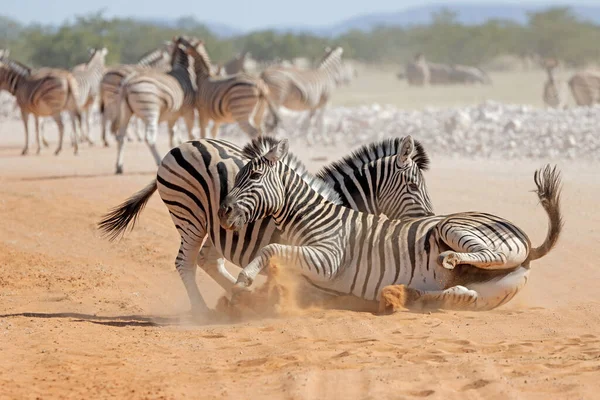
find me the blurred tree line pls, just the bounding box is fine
[0,7,599,68]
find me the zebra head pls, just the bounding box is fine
[376,135,435,219]
[219,139,290,231]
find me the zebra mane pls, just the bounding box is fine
[0,57,31,77]
[241,137,342,205]
[318,46,343,69]
[317,137,430,182]
[137,47,169,66]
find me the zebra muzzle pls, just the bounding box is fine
[218,202,245,231]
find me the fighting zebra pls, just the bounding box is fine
[260,46,344,145]
[70,47,108,145]
[568,68,600,106]
[112,36,196,174]
[99,43,173,147]
[98,135,433,314]
[217,137,563,311]
[177,37,279,139]
[542,58,568,109]
[0,56,80,155]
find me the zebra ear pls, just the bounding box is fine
[398,135,415,165]
[264,139,289,164]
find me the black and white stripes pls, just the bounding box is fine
[219,137,563,311]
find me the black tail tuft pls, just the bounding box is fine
[525,164,564,264]
[98,180,158,241]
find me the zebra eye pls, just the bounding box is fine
[249,172,261,181]
[408,183,419,191]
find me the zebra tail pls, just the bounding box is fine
[97,180,158,241]
[524,164,564,265]
[112,73,136,134]
[260,89,281,133]
[65,74,82,117]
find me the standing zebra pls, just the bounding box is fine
[178,37,279,139]
[568,68,600,106]
[217,138,563,311]
[112,37,196,174]
[98,136,433,314]
[0,57,80,155]
[542,58,568,109]
[70,47,108,145]
[260,46,344,145]
[99,44,172,147]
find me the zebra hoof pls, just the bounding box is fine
[21,148,28,156]
[438,251,459,270]
[54,148,61,156]
[229,282,252,306]
[115,166,124,175]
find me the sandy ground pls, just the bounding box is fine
[1,114,600,400]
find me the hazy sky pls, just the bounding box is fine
[3,0,595,30]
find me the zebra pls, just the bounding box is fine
[70,47,108,145]
[217,137,563,312]
[402,53,430,86]
[99,44,173,147]
[568,68,600,106]
[260,46,344,145]
[97,135,433,314]
[542,58,568,109]
[177,37,279,139]
[112,36,196,174]
[221,51,249,76]
[0,56,80,155]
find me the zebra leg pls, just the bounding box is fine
[34,115,42,155]
[41,119,49,148]
[52,114,66,156]
[144,119,162,166]
[84,110,94,146]
[210,121,221,139]
[236,119,259,139]
[303,109,318,146]
[175,233,211,315]
[183,109,196,141]
[196,244,237,292]
[19,109,30,155]
[437,224,528,270]
[67,112,80,155]
[167,120,178,148]
[232,243,340,303]
[101,113,110,147]
[198,112,209,139]
[115,111,133,174]
[385,266,530,312]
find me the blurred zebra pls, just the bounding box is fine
[221,51,249,75]
[568,68,600,106]
[542,58,568,109]
[112,37,196,174]
[217,137,563,311]
[402,53,430,86]
[70,47,108,144]
[260,46,344,145]
[178,37,279,139]
[99,44,172,147]
[0,56,80,155]
[97,136,433,313]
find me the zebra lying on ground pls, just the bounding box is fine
[177,37,280,139]
[112,36,196,174]
[0,56,80,155]
[98,136,433,314]
[260,46,344,145]
[218,137,563,311]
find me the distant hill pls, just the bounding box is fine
[270,4,600,37]
[146,3,600,38]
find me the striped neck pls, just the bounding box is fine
[318,48,343,74]
[0,61,29,95]
[137,48,169,67]
[189,44,213,79]
[272,164,334,230]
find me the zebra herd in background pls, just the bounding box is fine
[99,134,563,314]
[542,57,600,108]
[0,37,354,173]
